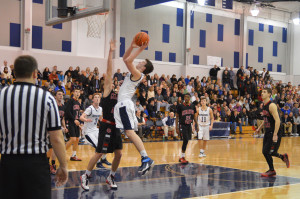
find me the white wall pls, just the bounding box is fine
[0,0,298,85]
[292,24,300,75]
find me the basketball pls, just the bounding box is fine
[134,32,149,46]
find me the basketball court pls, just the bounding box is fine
[1,0,299,198]
[49,135,300,198]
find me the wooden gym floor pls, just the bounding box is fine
[51,134,300,198]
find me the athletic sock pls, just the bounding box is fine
[200,149,204,153]
[51,160,56,165]
[181,153,185,158]
[72,151,76,157]
[110,171,116,176]
[85,170,91,176]
[101,154,107,160]
[279,154,284,160]
[140,150,148,158]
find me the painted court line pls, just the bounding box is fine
[187,183,300,199]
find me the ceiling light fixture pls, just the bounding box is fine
[292,12,300,25]
[198,0,205,6]
[250,4,260,17]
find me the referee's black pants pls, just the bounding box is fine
[262,132,283,171]
[0,154,51,199]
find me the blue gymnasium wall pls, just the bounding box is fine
[32,0,72,52]
[247,21,287,72]
[190,11,241,68]
[0,0,21,47]
[0,0,72,52]
[120,0,185,63]
[121,0,288,72]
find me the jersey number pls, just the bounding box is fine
[201,117,207,123]
[94,118,98,125]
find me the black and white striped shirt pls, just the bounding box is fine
[0,82,61,155]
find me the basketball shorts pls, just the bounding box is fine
[68,122,80,138]
[96,122,123,154]
[114,100,138,131]
[84,130,99,148]
[180,124,192,141]
[198,125,210,140]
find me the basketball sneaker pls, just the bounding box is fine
[179,157,189,164]
[50,164,57,175]
[96,162,106,169]
[80,174,90,191]
[261,170,276,177]
[138,156,154,175]
[106,174,117,190]
[101,158,112,166]
[283,153,290,168]
[199,152,206,158]
[70,156,82,161]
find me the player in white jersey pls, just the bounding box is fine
[196,96,214,157]
[114,36,154,175]
[80,93,111,168]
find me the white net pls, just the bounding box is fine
[84,13,109,38]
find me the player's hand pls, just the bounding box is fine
[64,128,68,133]
[86,119,93,122]
[74,120,80,126]
[209,126,213,131]
[272,134,278,142]
[140,41,149,49]
[131,39,139,48]
[110,40,116,52]
[55,167,68,187]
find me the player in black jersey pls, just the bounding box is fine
[256,88,290,177]
[81,41,122,190]
[65,88,82,161]
[176,93,198,164]
[47,89,68,174]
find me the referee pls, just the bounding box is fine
[0,55,68,199]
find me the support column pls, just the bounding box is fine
[184,2,192,76]
[242,10,247,67]
[23,0,33,52]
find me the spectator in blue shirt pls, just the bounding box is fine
[281,105,291,115]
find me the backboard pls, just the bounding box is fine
[45,0,110,26]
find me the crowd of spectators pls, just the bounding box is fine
[1,59,300,140]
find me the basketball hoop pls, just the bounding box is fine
[80,8,109,38]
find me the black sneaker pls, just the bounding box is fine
[101,158,112,166]
[96,162,106,169]
[138,156,154,175]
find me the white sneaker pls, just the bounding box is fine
[199,153,206,158]
[80,174,89,191]
[106,174,117,189]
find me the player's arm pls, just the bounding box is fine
[123,38,148,80]
[61,117,68,132]
[256,121,265,133]
[79,113,92,123]
[176,113,180,133]
[194,107,199,128]
[209,108,214,130]
[269,103,280,137]
[80,108,93,123]
[103,40,115,97]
